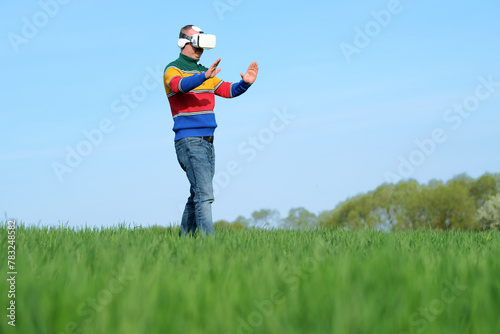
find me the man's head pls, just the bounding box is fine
[178,25,215,60]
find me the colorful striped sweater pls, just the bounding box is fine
[163,53,251,141]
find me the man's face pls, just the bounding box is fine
[181,28,204,60]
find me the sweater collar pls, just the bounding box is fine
[179,53,199,64]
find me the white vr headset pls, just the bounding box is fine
[177,26,216,50]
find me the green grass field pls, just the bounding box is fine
[1,224,499,334]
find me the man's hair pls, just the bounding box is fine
[179,25,194,38]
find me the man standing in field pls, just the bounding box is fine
[163,25,259,237]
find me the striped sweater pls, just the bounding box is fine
[163,53,251,141]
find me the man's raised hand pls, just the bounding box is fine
[241,62,259,84]
[205,58,222,79]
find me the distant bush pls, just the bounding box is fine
[225,172,500,231]
[476,193,500,231]
[213,220,247,230]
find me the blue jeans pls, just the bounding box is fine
[175,137,216,237]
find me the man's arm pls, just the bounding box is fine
[240,62,259,84]
[214,80,251,98]
[168,58,222,93]
[214,61,259,98]
[177,73,206,93]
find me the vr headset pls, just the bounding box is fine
[178,26,216,49]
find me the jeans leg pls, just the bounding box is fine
[175,137,216,237]
[190,141,215,237]
[179,187,196,237]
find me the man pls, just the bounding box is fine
[163,25,259,237]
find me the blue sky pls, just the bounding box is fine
[1,0,499,228]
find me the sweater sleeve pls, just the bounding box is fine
[164,67,207,94]
[178,73,207,93]
[214,79,252,98]
[231,80,252,97]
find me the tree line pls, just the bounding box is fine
[215,172,500,231]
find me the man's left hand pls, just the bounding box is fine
[240,62,259,84]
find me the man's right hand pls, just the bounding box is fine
[205,58,222,79]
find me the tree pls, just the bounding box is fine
[213,220,231,229]
[371,183,398,229]
[283,207,317,229]
[250,209,281,228]
[233,215,251,227]
[423,180,477,230]
[476,193,500,231]
[318,209,342,229]
[319,193,378,230]
[391,180,425,230]
[225,172,500,231]
[469,173,498,208]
